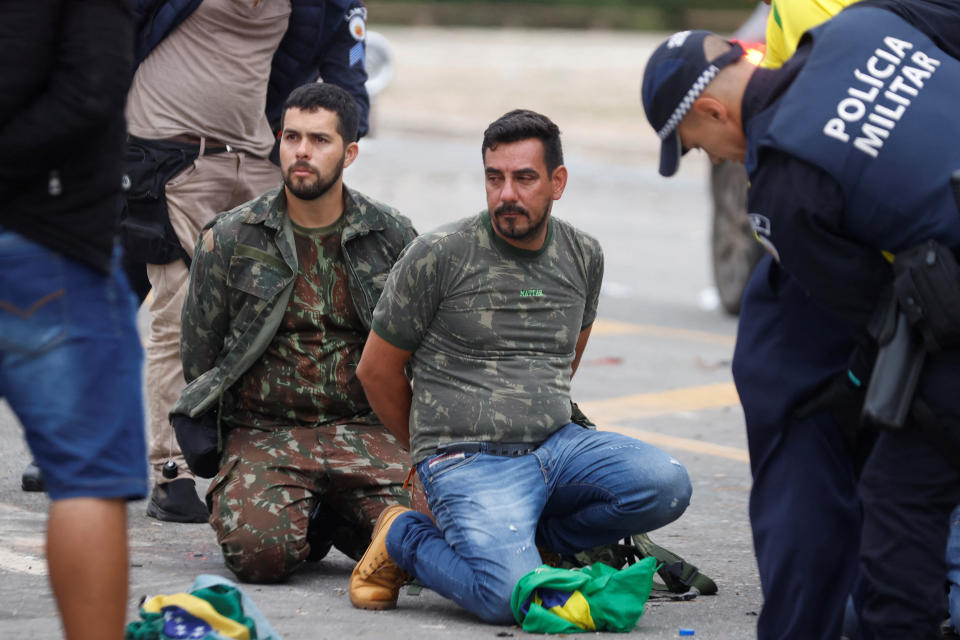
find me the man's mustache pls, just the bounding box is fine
[494,204,528,217]
[288,162,316,174]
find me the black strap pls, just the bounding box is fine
[435,441,539,457]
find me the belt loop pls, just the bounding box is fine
[402,466,417,490]
[198,136,207,157]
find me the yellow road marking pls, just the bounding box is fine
[579,382,741,422]
[579,382,749,463]
[605,425,750,463]
[591,318,736,346]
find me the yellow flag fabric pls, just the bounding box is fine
[142,593,251,640]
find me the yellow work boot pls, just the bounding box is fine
[349,505,412,610]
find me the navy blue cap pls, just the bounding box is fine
[641,31,743,177]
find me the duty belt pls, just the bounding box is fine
[435,441,540,457]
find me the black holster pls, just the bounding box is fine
[861,240,960,428]
[120,136,199,266]
[892,240,960,352]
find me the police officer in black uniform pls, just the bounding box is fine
[641,2,960,639]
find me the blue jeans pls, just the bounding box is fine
[386,423,692,624]
[0,228,148,501]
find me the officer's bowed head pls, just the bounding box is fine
[641,30,743,177]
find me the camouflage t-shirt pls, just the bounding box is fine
[372,211,604,463]
[225,217,373,429]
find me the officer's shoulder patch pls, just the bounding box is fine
[347,7,366,41]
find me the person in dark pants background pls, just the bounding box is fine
[0,2,149,638]
[642,1,960,638]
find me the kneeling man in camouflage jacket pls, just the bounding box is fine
[172,83,417,583]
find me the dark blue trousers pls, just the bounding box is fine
[749,411,862,639]
[737,257,960,639]
[734,257,862,640]
[858,426,960,640]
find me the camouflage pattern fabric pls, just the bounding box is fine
[208,421,410,583]
[174,186,416,419]
[371,211,604,464]
[225,219,371,430]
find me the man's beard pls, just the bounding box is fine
[283,157,344,201]
[492,202,550,241]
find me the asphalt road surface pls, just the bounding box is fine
[0,26,765,640]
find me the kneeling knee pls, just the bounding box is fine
[473,593,517,626]
[670,465,692,508]
[661,464,692,521]
[220,527,307,583]
[625,461,692,529]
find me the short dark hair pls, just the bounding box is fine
[281,83,359,143]
[481,109,564,173]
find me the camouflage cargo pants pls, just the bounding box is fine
[208,421,409,583]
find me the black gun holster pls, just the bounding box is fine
[891,240,960,352]
[861,241,960,428]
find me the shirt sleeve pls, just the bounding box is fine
[371,236,442,352]
[748,149,893,331]
[581,242,604,330]
[317,0,370,138]
[760,0,791,70]
[180,228,231,383]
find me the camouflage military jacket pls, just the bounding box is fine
[172,186,416,419]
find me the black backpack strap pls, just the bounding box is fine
[629,533,718,595]
[554,533,718,596]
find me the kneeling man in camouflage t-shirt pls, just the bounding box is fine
[349,109,692,623]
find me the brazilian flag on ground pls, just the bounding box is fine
[511,557,658,633]
[125,575,281,640]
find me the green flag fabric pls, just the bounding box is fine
[510,557,658,633]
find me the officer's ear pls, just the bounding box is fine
[691,95,728,124]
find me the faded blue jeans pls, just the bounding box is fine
[0,228,148,501]
[386,423,692,624]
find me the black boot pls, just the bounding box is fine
[146,478,209,523]
[21,461,45,492]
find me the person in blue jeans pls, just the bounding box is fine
[1,2,149,639]
[347,109,692,623]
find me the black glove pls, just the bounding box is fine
[170,411,220,478]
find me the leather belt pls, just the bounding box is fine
[435,441,540,457]
[166,134,232,153]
